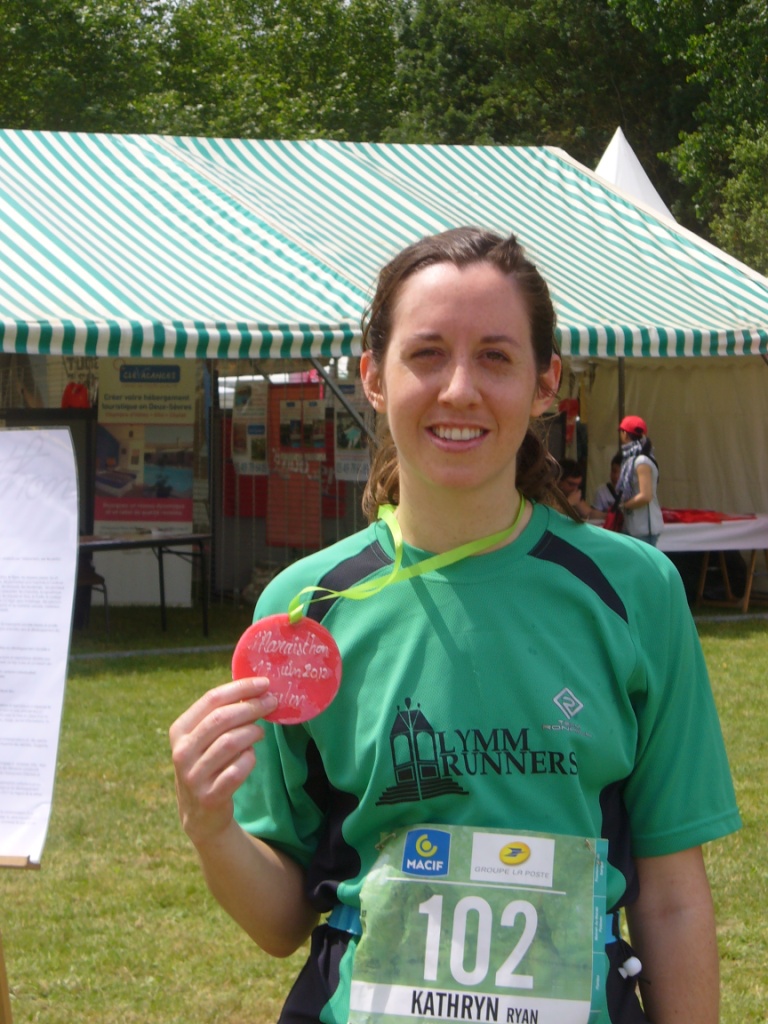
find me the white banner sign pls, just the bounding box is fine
[0,428,78,865]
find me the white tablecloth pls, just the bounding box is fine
[658,514,768,553]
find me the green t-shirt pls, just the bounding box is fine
[234,502,740,1014]
[237,501,741,905]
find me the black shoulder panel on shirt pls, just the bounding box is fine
[305,540,392,624]
[303,739,362,912]
[528,531,628,622]
[599,778,639,911]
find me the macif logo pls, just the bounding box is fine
[402,829,451,877]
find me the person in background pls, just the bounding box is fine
[617,415,664,546]
[591,452,623,520]
[170,228,739,1024]
[557,457,591,518]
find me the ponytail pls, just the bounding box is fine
[362,425,399,523]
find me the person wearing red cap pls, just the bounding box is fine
[617,416,663,545]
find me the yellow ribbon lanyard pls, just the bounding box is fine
[286,495,527,624]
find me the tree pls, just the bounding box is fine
[2,0,766,274]
[616,0,768,270]
[162,0,399,139]
[385,0,685,204]
[0,0,172,132]
[709,132,768,275]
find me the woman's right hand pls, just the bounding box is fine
[170,680,318,955]
[169,677,278,849]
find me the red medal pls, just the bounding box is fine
[232,613,343,724]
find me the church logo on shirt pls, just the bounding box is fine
[376,699,470,805]
[375,697,579,806]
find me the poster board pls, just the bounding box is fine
[95,357,196,528]
[265,385,323,549]
[0,426,76,863]
[0,427,78,1021]
[333,379,372,483]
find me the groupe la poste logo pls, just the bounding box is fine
[402,828,451,877]
[471,833,556,887]
[499,840,531,866]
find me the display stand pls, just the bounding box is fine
[0,857,38,1024]
[0,880,19,1024]
[0,921,13,1024]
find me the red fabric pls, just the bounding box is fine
[601,509,624,532]
[661,508,756,524]
[558,398,579,443]
[266,383,323,549]
[221,416,268,516]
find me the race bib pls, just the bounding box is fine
[349,825,608,1024]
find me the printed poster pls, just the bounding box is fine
[231,380,268,477]
[266,386,323,549]
[95,358,196,528]
[303,399,327,457]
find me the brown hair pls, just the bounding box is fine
[360,226,579,523]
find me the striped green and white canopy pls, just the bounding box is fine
[2,130,767,359]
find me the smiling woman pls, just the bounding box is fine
[359,229,570,544]
[170,227,741,1024]
[359,258,560,550]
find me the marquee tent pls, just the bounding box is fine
[594,127,674,221]
[579,128,768,515]
[2,130,768,362]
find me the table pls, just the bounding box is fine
[79,531,211,635]
[658,514,768,612]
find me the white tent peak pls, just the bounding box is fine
[595,127,674,221]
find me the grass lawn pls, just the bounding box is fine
[0,605,765,1022]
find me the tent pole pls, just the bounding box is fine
[618,356,626,421]
[309,359,375,443]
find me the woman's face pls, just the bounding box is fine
[361,261,560,511]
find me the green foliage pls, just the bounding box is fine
[387,0,679,173]
[0,0,173,132]
[1,0,767,269]
[0,0,399,140]
[710,130,768,276]
[615,0,768,268]
[160,0,399,139]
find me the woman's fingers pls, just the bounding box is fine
[170,676,273,743]
[169,679,279,843]
[171,682,278,778]
[180,717,264,800]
